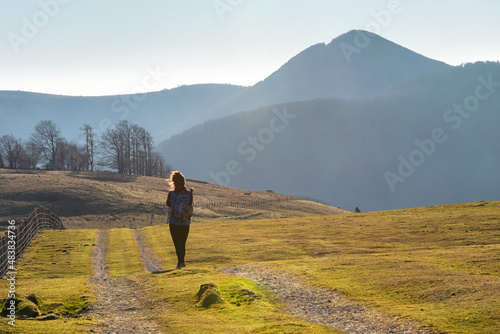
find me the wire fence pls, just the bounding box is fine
[201,194,334,210]
[149,194,336,222]
[1,206,65,278]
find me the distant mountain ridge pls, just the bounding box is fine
[159,61,500,211]
[0,84,245,143]
[211,30,450,114]
[1,30,449,144]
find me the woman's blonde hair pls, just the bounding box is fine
[167,171,186,191]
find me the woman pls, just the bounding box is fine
[166,171,193,269]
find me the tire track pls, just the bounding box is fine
[88,230,163,334]
[134,229,165,273]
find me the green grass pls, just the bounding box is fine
[147,269,339,333]
[106,228,145,277]
[113,227,338,333]
[1,200,498,333]
[140,200,500,334]
[0,229,97,333]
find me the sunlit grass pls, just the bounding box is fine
[141,200,500,333]
[1,200,498,333]
[106,228,144,277]
[0,229,97,333]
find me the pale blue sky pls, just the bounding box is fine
[1,0,499,96]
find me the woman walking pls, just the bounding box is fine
[166,171,193,269]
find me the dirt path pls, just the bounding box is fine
[223,264,437,334]
[88,230,164,334]
[134,229,166,273]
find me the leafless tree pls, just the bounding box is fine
[30,120,63,169]
[0,146,4,168]
[0,134,24,169]
[99,121,168,177]
[22,139,42,169]
[99,126,124,173]
[80,124,96,171]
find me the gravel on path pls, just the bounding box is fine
[223,264,438,334]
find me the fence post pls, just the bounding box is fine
[0,236,6,278]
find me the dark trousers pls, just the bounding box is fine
[169,224,190,264]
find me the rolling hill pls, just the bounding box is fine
[0,84,245,144]
[0,168,348,229]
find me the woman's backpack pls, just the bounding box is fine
[171,189,193,222]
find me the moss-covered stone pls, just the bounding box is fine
[196,283,224,308]
[0,296,41,318]
[27,293,42,307]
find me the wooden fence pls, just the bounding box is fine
[1,206,65,278]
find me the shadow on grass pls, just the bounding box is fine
[68,171,137,183]
[151,269,176,274]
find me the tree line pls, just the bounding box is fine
[0,120,171,177]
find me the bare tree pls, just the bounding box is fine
[21,139,42,169]
[151,151,171,178]
[0,134,24,169]
[30,120,63,169]
[80,124,96,171]
[98,121,169,177]
[99,127,124,173]
[116,120,132,174]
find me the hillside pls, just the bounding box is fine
[0,168,348,229]
[0,84,245,143]
[158,61,500,211]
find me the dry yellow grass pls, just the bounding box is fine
[0,168,348,230]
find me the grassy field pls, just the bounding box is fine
[0,229,97,333]
[142,200,500,333]
[0,169,348,230]
[2,200,497,333]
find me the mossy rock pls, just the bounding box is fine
[27,293,42,307]
[0,296,41,318]
[196,283,224,308]
[230,288,261,305]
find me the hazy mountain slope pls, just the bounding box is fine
[159,62,500,211]
[204,30,451,118]
[1,30,449,146]
[0,84,245,143]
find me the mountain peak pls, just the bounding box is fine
[245,30,450,104]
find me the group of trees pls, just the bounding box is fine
[99,120,169,176]
[0,120,171,177]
